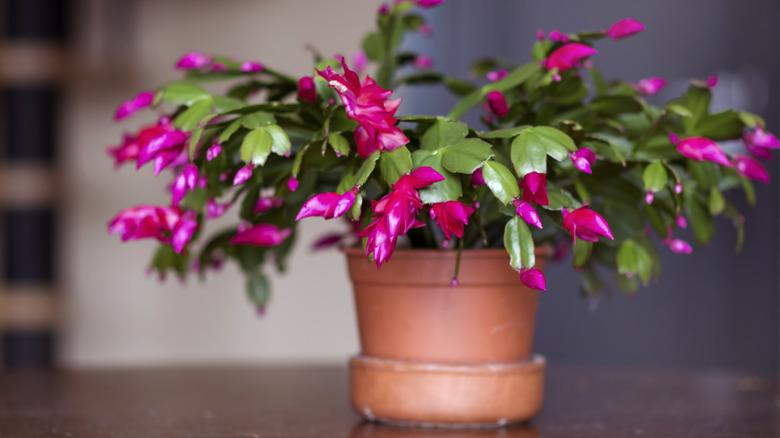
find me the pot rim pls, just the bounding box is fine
[342,245,552,259]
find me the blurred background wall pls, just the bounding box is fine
[0,0,777,372]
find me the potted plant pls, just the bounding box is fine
[107,0,776,427]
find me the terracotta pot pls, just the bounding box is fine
[346,248,546,427]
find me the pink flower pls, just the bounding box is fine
[175,51,212,70]
[296,188,358,220]
[297,76,317,103]
[108,134,142,166]
[635,77,666,96]
[254,196,284,214]
[378,3,390,14]
[318,59,409,157]
[287,177,299,192]
[240,61,264,72]
[521,172,549,206]
[230,224,291,247]
[414,55,434,69]
[133,118,189,175]
[676,215,688,229]
[429,201,474,240]
[543,43,598,72]
[206,199,230,219]
[486,69,508,82]
[233,164,253,186]
[353,50,368,74]
[674,181,684,194]
[210,63,227,72]
[206,143,222,161]
[663,237,693,255]
[361,167,444,267]
[562,206,614,243]
[170,211,198,254]
[673,136,731,167]
[605,18,645,40]
[171,164,199,207]
[743,127,780,160]
[415,0,444,7]
[519,268,546,291]
[535,29,545,41]
[108,205,196,254]
[419,24,434,38]
[471,168,486,186]
[645,191,654,205]
[114,91,154,121]
[485,90,509,117]
[570,147,596,174]
[513,199,542,229]
[706,74,719,88]
[548,29,569,43]
[733,155,770,184]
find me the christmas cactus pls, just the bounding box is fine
[108,1,775,309]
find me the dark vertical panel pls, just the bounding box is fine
[2,209,56,282]
[0,86,59,162]
[3,0,69,41]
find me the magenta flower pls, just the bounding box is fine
[676,215,688,229]
[133,118,189,175]
[287,177,299,192]
[486,69,508,82]
[108,205,196,254]
[415,0,444,7]
[296,187,358,221]
[414,55,434,69]
[570,147,596,174]
[297,76,317,103]
[521,172,549,206]
[233,164,253,186]
[171,164,199,207]
[743,127,780,160]
[108,134,141,166]
[535,29,545,41]
[378,3,390,14]
[230,224,291,247]
[206,143,222,161]
[543,43,598,72]
[485,90,509,117]
[419,24,434,38]
[210,63,227,72]
[353,50,368,74]
[513,199,542,229]
[605,18,645,40]
[548,29,569,43]
[674,181,683,194]
[471,168,486,186]
[673,136,731,167]
[733,155,770,184]
[254,196,284,214]
[361,167,444,267]
[206,199,230,219]
[635,77,666,96]
[175,51,212,70]
[108,205,180,242]
[240,61,264,72]
[114,91,154,121]
[429,201,474,240]
[519,268,546,291]
[171,211,198,254]
[562,206,614,243]
[318,59,409,157]
[663,238,693,255]
[706,74,719,88]
[645,191,654,205]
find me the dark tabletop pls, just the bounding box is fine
[0,364,777,438]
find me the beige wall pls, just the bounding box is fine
[61,0,377,367]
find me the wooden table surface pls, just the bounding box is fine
[0,365,777,437]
